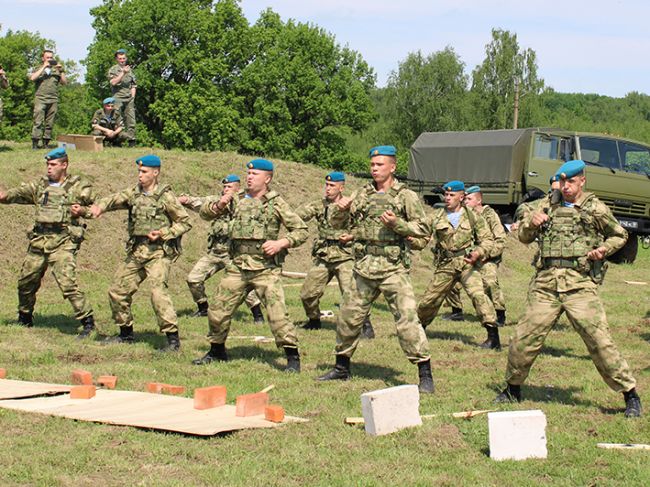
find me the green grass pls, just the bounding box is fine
[0,141,649,486]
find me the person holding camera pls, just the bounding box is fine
[0,65,9,125]
[91,97,127,146]
[30,50,67,150]
[108,48,136,147]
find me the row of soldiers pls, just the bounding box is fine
[0,146,641,417]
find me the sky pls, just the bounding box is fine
[1,0,649,97]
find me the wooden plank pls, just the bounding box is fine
[597,443,650,451]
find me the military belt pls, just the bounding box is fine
[365,244,400,256]
[441,248,469,259]
[541,257,578,269]
[33,223,67,234]
[132,236,163,246]
[233,240,265,256]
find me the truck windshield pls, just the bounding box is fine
[618,141,650,175]
[579,137,621,170]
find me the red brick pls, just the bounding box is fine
[146,382,164,393]
[0,368,6,379]
[161,384,186,395]
[264,405,285,423]
[72,369,93,385]
[235,392,269,417]
[70,385,96,399]
[194,385,227,410]
[97,375,118,389]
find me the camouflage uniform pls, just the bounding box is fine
[417,206,497,328]
[333,181,430,363]
[91,108,127,145]
[31,65,64,142]
[96,184,191,333]
[0,72,7,124]
[297,199,355,320]
[182,194,260,309]
[108,64,136,143]
[199,190,308,349]
[1,175,95,320]
[505,191,637,393]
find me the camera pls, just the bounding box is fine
[48,59,57,66]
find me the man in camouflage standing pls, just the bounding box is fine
[90,155,191,351]
[416,181,501,349]
[192,159,308,372]
[317,146,434,393]
[179,174,264,323]
[0,148,96,338]
[30,49,67,149]
[297,171,375,339]
[0,65,9,125]
[496,160,642,418]
[108,48,136,147]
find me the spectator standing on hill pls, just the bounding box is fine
[0,65,9,124]
[30,50,67,149]
[108,48,136,147]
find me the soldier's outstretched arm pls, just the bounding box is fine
[0,181,39,205]
[591,200,628,257]
[160,191,192,240]
[178,194,204,212]
[199,194,231,221]
[295,201,319,223]
[93,188,133,215]
[276,198,309,248]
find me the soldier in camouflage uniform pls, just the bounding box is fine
[192,159,308,372]
[416,181,501,349]
[91,97,127,146]
[496,160,642,418]
[30,50,67,149]
[179,174,264,323]
[0,66,9,124]
[297,171,375,339]
[90,155,191,351]
[108,49,136,147]
[0,148,96,338]
[317,146,434,393]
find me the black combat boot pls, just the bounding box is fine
[417,360,435,394]
[18,311,33,328]
[495,383,521,403]
[443,307,464,321]
[251,304,265,324]
[192,342,228,365]
[624,388,642,418]
[42,139,51,149]
[479,325,501,350]
[284,347,301,373]
[104,325,135,344]
[361,317,375,339]
[128,140,136,147]
[76,315,95,339]
[31,138,40,150]
[161,331,181,352]
[496,309,506,327]
[316,355,351,381]
[191,301,209,317]
[302,318,322,330]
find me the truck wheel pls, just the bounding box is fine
[608,234,638,264]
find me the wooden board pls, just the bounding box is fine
[0,379,72,399]
[0,385,305,436]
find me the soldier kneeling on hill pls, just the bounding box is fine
[91,97,127,147]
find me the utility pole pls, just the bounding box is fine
[513,77,520,129]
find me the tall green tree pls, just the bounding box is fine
[471,28,544,129]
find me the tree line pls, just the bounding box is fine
[1,1,650,174]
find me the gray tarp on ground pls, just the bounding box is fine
[409,129,533,184]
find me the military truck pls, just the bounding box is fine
[408,128,650,263]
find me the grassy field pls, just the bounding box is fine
[0,141,648,486]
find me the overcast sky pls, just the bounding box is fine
[2,0,648,97]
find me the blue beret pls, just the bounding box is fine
[45,148,67,160]
[466,185,481,194]
[115,48,127,55]
[369,145,397,157]
[549,174,559,184]
[556,159,585,180]
[103,97,116,105]
[222,174,240,184]
[443,180,465,192]
[135,154,161,167]
[325,171,345,182]
[247,158,274,171]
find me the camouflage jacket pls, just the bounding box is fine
[108,64,137,100]
[200,189,308,271]
[297,199,353,264]
[2,175,95,252]
[91,108,124,131]
[32,66,64,103]
[477,205,506,261]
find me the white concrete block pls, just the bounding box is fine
[488,410,547,461]
[361,385,422,436]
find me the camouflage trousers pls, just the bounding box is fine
[18,244,93,320]
[300,258,354,320]
[505,273,636,393]
[31,100,58,140]
[445,260,505,311]
[207,266,298,349]
[108,245,178,334]
[417,256,497,327]
[336,269,430,363]
[91,129,128,146]
[186,252,260,309]
[114,97,135,141]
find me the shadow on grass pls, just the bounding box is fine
[425,329,475,345]
[641,333,650,344]
[540,345,590,360]
[520,384,597,408]
[26,313,80,336]
[0,144,14,152]
[314,360,404,385]
[95,329,168,350]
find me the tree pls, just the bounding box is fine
[471,29,544,130]
[385,47,469,147]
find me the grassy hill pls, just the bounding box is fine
[0,142,648,486]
